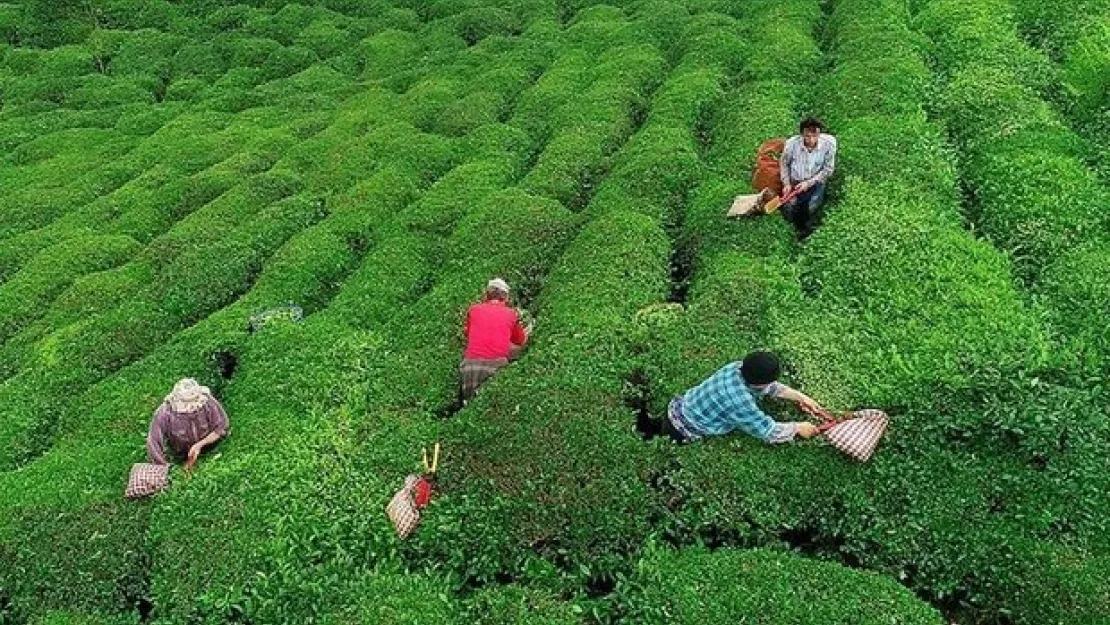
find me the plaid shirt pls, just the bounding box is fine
[676,362,785,441]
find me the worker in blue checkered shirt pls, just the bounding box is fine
[660,351,823,443]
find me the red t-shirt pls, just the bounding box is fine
[464,301,527,360]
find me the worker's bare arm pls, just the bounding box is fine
[775,385,825,415]
[186,431,223,469]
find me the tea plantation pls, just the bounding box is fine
[0,1,1107,624]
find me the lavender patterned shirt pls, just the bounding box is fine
[146,395,229,465]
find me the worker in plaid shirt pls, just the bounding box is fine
[661,351,823,443]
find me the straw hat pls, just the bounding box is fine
[487,277,510,295]
[165,378,210,413]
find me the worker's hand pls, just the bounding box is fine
[783,184,793,197]
[797,180,813,192]
[797,396,824,417]
[796,422,820,439]
[186,443,202,470]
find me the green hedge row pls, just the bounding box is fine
[915,0,1056,92]
[0,2,443,142]
[803,0,1047,407]
[1008,0,1109,65]
[291,120,458,194]
[460,584,580,625]
[0,134,143,241]
[638,0,812,402]
[736,0,822,83]
[915,0,1110,379]
[391,36,552,137]
[0,235,140,344]
[28,610,138,625]
[0,111,268,280]
[328,159,515,327]
[0,106,124,152]
[1038,244,1110,374]
[520,43,667,209]
[581,120,703,226]
[619,547,944,624]
[673,12,746,77]
[509,48,592,148]
[1055,15,1109,171]
[0,264,148,384]
[0,122,302,382]
[560,5,650,58]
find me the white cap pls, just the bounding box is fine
[487,278,510,294]
[165,378,210,414]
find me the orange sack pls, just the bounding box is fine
[752,138,785,196]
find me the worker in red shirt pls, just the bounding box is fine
[459,278,532,401]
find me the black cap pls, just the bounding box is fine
[741,351,781,385]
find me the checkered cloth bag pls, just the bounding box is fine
[386,445,440,540]
[817,409,889,462]
[386,475,423,539]
[125,463,170,499]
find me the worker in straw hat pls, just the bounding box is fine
[459,278,533,402]
[146,378,230,468]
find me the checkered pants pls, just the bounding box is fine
[459,358,509,400]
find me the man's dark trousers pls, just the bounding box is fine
[781,182,826,238]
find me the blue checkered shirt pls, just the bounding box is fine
[677,362,784,441]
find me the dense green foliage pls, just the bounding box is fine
[620,546,944,624]
[1005,0,1109,182]
[915,0,1110,382]
[0,1,1106,624]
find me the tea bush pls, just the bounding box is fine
[520,44,666,209]
[620,547,944,624]
[914,0,1056,92]
[916,0,1110,380]
[1009,0,1109,64]
[0,235,140,343]
[1058,16,1109,172]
